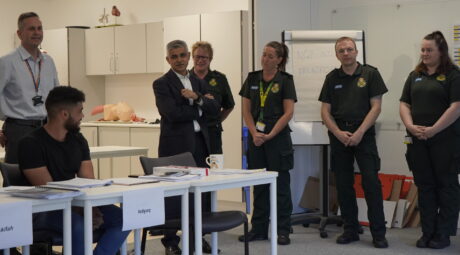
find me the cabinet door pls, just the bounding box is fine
[85,27,114,75]
[115,24,147,74]
[98,127,130,179]
[80,126,99,177]
[163,15,200,71]
[41,28,68,85]
[146,22,164,73]
[130,128,160,175]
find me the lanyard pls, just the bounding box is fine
[24,59,41,93]
[258,80,274,120]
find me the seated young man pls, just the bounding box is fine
[18,86,130,255]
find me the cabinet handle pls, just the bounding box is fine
[109,54,114,73]
[115,53,119,73]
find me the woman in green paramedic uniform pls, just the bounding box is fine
[400,31,460,249]
[238,41,297,245]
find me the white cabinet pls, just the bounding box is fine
[85,24,147,75]
[80,126,99,177]
[130,128,160,175]
[163,15,200,71]
[41,28,68,85]
[98,127,131,179]
[146,22,164,73]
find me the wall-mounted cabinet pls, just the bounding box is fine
[85,24,150,75]
[146,22,164,73]
[163,15,200,71]
[41,28,69,85]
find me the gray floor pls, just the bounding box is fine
[134,201,460,255]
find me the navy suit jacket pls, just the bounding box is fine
[153,69,219,158]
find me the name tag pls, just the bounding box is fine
[251,86,258,90]
[0,200,32,248]
[334,84,343,89]
[415,77,422,82]
[122,187,165,231]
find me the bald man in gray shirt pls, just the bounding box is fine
[0,12,59,163]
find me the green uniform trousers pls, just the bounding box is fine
[208,125,223,154]
[406,127,460,236]
[247,129,294,235]
[329,122,386,238]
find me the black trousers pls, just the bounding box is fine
[162,132,210,247]
[405,128,460,236]
[208,125,223,154]
[3,118,45,163]
[329,123,386,238]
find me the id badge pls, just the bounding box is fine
[32,95,44,106]
[403,135,412,144]
[256,121,266,132]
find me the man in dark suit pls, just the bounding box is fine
[153,40,219,255]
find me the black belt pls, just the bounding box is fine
[336,119,362,126]
[5,117,47,127]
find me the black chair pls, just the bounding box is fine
[139,152,249,255]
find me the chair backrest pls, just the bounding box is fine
[139,152,197,175]
[0,162,31,187]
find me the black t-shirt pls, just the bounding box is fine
[190,69,235,127]
[318,63,388,121]
[18,127,91,181]
[239,70,297,132]
[400,68,460,126]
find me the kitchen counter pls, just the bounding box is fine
[81,121,160,128]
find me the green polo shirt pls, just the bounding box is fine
[240,70,297,132]
[318,63,388,121]
[191,69,235,127]
[400,67,460,126]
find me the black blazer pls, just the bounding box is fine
[153,69,219,157]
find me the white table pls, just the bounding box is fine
[189,172,279,255]
[0,146,148,161]
[71,182,190,255]
[0,193,72,255]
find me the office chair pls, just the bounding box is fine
[139,152,249,255]
[0,162,107,255]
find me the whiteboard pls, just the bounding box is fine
[283,30,365,145]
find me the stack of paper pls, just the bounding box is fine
[153,166,208,176]
[139,173,201,182]
[210,168,266,175]
[5,186,83,199]
[111,177,159,186]
[47,177,113,189]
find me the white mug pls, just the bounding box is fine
[206,154,224,169]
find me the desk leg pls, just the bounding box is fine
[182,190,189,255]
[194,188,202,255]
[84,201,93,255]
[63,202,72,255]
[211,191,218,255]
[22,246,29,255]
[134,229,141,255]
[270,179,277,255]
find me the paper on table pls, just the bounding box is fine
[122,187,165,231]
[0,200,32,249]
[111,178,159,186]
[209,168,266,175]
[139,173,201,182]
[47,177,113,188]
[5,186,83,199]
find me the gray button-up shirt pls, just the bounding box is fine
[0,46,59,120]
